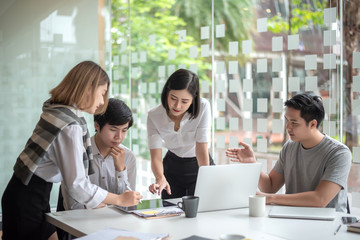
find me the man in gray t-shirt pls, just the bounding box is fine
[226,93,351,212]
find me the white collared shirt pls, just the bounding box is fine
[89,136,136,193]
[35,124,107,209]
[147,97,211,158]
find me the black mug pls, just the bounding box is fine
[177,196,199,218]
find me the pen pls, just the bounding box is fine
[334,224,341,235]
[126,185,142,203]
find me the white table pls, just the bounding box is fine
[46,203,360,240]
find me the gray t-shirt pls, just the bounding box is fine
[273,134,351,212]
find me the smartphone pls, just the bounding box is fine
[341,216,358,224]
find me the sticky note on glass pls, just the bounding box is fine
[216,24,225,38]
[272,119,283,133]
[257,18,267,32]
[242,138,252,149]
[132,144,139,155]
[305,54,317,70]
[243,78,253,92]
[121,55,128,66]
[149,82,156,94]
[353,147,360,163]
[216,135,225,149]
[158,82,165,94]
[149,34,156,46]
[323,98,336,114]
[189,46,198,58]
[353,76,360,92]
[272,58,282,72]
[113,69,120,81]
[324,53,336,69]
[257,139,267,153]
[257,59,267,73]
[112,82,119,93]
[229,41,238,56]
[131,52,138,63]
[177,30,186,42]
[132,67,140,78]
[243,98,253,112]
[257,98,268,113]
[324,30,336,46]
[216,79,225,93]
[140,82,147,94]
[229,61,238,74]
[201,44,210,57]
[131,98,138,109]
[353,52,360,68]
[353,99,360,115]
[178,64,186,69]
[168,49,175,60]
[272,78,283,92]
[216,61,225,74]
[257,118,267,133]
[272,98,283,113]
[324,7,336,24]
[201,80,209,93]
[229,117,239,131]
[288,77,300,92]
[132,128,138,139]
[229,136,239,148]
[168,65,175,76]
[216,117,225,130]
[288,34,299,50]
[158,65,165,78]
[140,51,147,63]
[217,98,225,112]
[121,40,127,51]
[242,40,252,54]
[272,36,283,51]
[189,64,198,74]
[121,84,127,94]
[229,79,239,93]
[323,120,336,137]
[201,26,210,40]
[305,76,318,92]
[113,55,119,65]
[243,118,252,132]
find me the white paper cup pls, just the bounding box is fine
[249,195,266,217]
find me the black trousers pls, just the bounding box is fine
[1,173,55,240]
[161,151,214,199]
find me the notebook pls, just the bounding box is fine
[194,163,261,212]
[268,206,336,221]
[115,199,176,213]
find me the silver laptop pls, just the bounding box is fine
[194,163,261,212]
[268,206,336,221]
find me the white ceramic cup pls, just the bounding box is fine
[249,195,266,217]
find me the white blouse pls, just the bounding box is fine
[34,124,107,209]
[147,97,211,158]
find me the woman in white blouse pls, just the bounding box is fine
[148,69,214,199]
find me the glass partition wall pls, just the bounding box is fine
[1,0,360,212]
[110,0,360,204]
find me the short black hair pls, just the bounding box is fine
[284,93,325,128]
[161,69,200,119]
[94,98,133,131]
